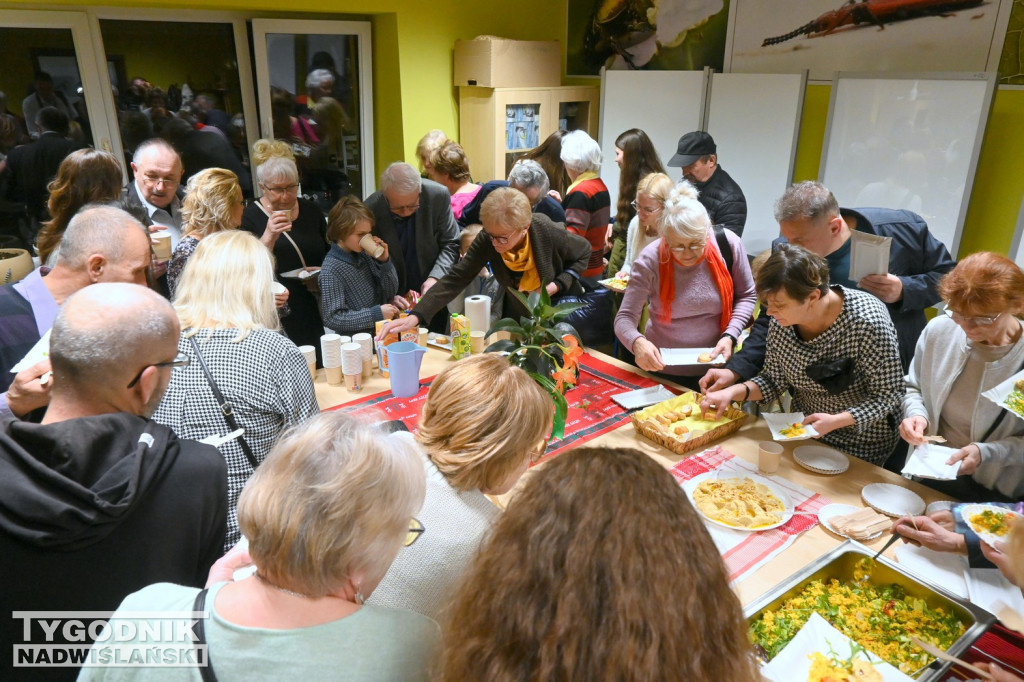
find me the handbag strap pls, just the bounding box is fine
[192,589,218,682]
[188,336,260,471]
[256,201,308,269]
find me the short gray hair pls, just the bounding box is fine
[306,68,335,92]
[50,283,178,391]
[57,205,147,271]
[774,181,840,224]
[508,159,549,198]
[380,162,422,195]
[256,155,299,188]
[132,137,180,168]
[559,130,602,174]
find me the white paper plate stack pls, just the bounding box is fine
[861,483,925,518]
[793,444,849,475]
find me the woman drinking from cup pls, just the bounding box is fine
[701,244,904,465]
[614,181,755,390]
[241,139,329,359]
[319,196,399,337]
[900,252,1024,501]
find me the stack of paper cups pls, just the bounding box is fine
[352,333,373,379]
[464,295,491,338]
[339,335,352,344]
[341,342,363,391]
[321,334,343,385]
[298,345,317,382]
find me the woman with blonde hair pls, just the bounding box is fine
[35,148,123,264]
[81,412,440,682]
[166,167,244,294]
[370,354,552,619]
[241,139,329,360]
[440,446,760,682]
[617,171,673,277]
[415,129,447,176]
[153,230,319,550]
[427,141,480,220]
[615,181,755,390]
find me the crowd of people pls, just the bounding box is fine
[0,106,1022,681]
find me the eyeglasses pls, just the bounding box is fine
[668,241,706,254]
[484,227,527,245]
[631,200,662,214]
[404,517,425,547]
[261,183,299,195]
[126,352,191,389]
[386,195,421,213]
[948,309,1002,327]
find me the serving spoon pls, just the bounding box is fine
[909,636,993,680]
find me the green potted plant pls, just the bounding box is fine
[485,287,585,439]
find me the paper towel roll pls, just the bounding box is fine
[464,295,491,336]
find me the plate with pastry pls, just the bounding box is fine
[762,412,820,442]
[659,347,722,366]
[682,472,792,531]
[427,332,452,351]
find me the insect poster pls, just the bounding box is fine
[566,0,731,76]
[727,0,1011,80]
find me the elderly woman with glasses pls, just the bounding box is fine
[376,187,591,339]
[614,181,755,391]
[899,252,1024,501]
[369,354,552,620]
[79,412,441,682]
[241,139,329,360]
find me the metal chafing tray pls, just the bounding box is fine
[744,540,995,680]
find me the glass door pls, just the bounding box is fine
[251,19,374,202]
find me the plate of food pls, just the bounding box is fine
[961,504,1019,547]
[597,275,629,292]
[279,267,321,280]
[762,412,820,442]
[793,444,849,475]
[861,483,925,518]
[659,347,721,366]
[817,504,888,541]
[426,332,452,351]
[982,370,1024,422]
[683,472,793,531]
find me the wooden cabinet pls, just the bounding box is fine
[458,85,600,182]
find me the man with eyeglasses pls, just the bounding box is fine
[701,181,956,395]
[0,283,227,674]
[0,205,153,422]
[364,162,460,331]
[123,138,185,242]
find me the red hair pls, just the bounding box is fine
[938,252,1024,315]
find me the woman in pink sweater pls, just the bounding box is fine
[614,182,755,390]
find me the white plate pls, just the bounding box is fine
[682,471,793,532]
[982,366,1024,422]
[817,503,885,541]
[597,276,628,292]
[793,444,849,475]
[280,267,320,279]
[660,347,722,366]
[861,483,925,518]
[426,332,452,351]
[961,504,1020,547]
[611,385,677,410]
[762,412,820,442]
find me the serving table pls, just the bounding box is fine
[313,347,947,607]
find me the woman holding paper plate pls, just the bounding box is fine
[899,252,1024,502]
[701,244,904,465]
[613,181,756,391]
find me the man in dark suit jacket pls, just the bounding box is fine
[364,162,460,331]
[3,107,76,227]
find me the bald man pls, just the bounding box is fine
[0,205,153,418]
[0,283,227,677]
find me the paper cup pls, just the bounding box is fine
[758,441,784,475]
[297,345,316,365]
[272,210,292,231]
[321,334,342,368]
[359,233,384,258]
[151,230,172,260]
[325,365,343,385]
[362,357,372,379]
[307,360,317,382]
[470,330,486,354]
[418,327,428,347]
[272,281,287,300]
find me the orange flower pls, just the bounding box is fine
[560,334,583,371]
[552,365,577,393]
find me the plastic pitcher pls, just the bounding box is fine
[378,341,427,398]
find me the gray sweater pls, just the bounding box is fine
[903,314,1024,498]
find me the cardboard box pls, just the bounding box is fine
[454,37,560,88]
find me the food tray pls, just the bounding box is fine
[744,541,995,680]
[630,391,747,456]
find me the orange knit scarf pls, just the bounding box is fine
[657,235,734,331]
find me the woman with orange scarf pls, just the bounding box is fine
[614,182,756,390]
[377,187,591,338]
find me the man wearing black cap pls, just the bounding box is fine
[667,131,747,236]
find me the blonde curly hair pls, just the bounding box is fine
[180,168,243,239]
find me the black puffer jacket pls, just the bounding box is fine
[693,165,747,236]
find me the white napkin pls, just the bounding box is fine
[849,231,892,281]
[902,443,961,480]
[10,329,51,374]
[965,568,1024,616]
[894,544,969,598]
